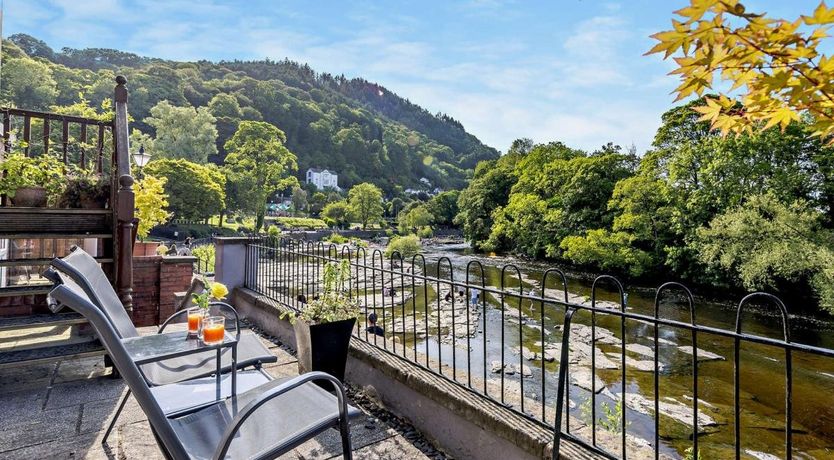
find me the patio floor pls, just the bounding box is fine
[0,326,440,459]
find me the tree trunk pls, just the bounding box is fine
[256,208,265,233]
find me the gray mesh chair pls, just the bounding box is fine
[47,247,278,442]
[48,247,277,383]
[49,279,358,459]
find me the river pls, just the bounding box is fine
[406,243,834,459]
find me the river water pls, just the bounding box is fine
[403,243,834,459]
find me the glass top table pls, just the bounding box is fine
[122,330,239,398]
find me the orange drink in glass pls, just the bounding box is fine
[187,307,202,337]
[202,316,226,345]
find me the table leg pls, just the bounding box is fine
[232,343,238,396]
[216,348,221,401]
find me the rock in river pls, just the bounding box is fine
[677,345,725,361]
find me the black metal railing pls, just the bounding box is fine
[243,237,834,459]
[190,240,215,275]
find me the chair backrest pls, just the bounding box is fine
[48,282,189,459]
[51,247,139,338]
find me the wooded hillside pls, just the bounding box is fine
[3,33,498,193]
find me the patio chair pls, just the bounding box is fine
[48,247,277,383]
[49,280,358,459]
[46,247,278,442]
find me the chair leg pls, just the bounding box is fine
[102,388,131,445]
[339,415,353,460]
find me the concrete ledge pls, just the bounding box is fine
[213,236,258,246]
[233,287,600,460]
[160,255,197,264]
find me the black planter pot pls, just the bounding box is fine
[294,317,356,382]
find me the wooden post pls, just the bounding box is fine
[113,76,134,313]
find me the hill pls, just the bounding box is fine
[4,33,499,193]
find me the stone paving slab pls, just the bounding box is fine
[0,327,434,460]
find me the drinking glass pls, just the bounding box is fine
[186,307,203,338]
[201,316,226,345]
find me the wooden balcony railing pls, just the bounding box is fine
[0,77,134,314]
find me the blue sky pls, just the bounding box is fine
[3,0,824,153]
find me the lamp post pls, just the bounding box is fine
[131,145,151,179]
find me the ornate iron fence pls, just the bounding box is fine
[243,237,834,459]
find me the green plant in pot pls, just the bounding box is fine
[281,259,359,382]
[0,152,65,207]
[57,167,112,209]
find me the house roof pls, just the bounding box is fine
[307,167,336,175]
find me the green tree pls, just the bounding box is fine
[561,229,653,277]
[425,190,460,227]
[455,151,521,249]
[695,194,834,312]
[564,153,679,275]
[291,185,308,215]
[484,142,635,257]
[134,175,170,240]
[7,34,55,60]
[347,183,384,230]
[388,197,405,218]
[398,204,433,234]
[224,121,299,232]
[1,57,58,109]
[321,200,350,228]
[310,192,328,216]
[144,159,225,221]
[145,100,218,163]
[208,93,243,119]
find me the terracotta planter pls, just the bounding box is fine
[134,241,161,257]
[10,186,48,207]
[294,317,356,383]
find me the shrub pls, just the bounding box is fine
[349,237,368,248]
[57,168,111,208]
[417,226,433,238]
[150,224,237,240]
[266,216,328,229]
[0,152,65,203]
[266,225,281,246]
[384,234,422,259]
[324,232,348,244]
[192,244,216,272]
[280,260,359,324]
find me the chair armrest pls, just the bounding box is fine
[211,371,349,460]
[157,309,189,333]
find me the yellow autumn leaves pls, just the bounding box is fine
[648,0,834,141]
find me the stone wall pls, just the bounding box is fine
[131,255,196,327]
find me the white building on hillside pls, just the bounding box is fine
[306,168,340,190]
